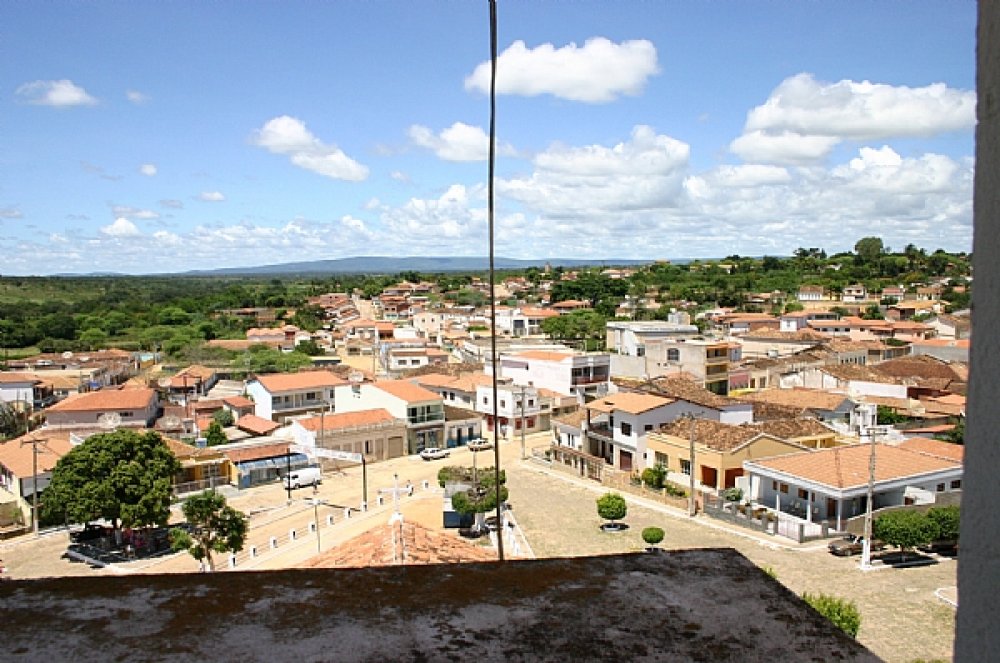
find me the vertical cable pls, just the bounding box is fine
[487,0,504,562]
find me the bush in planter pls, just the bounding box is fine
[597,492,627,528]
[722,487,743,502]
[802,592,861,638]
[641,526,664,547]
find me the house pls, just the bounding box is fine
[608,326,732,395]
[160,436,231,495]
[718,314,780,336]
[493,307,560,337]
[43,387,159,429]
[925,313,971,340]
[910,338,970,363]
[841,284,868,303]
[743,438,962,532]
[334,380,445,454]
[583,392,678,472]
[550,300,591,314]
[613,376,754,425]
[0,429,74,524]
[777,364,908,401]
[288,409,409,464]
[881,286,906,303]
[163,365,219,404]
[886,300,941,321]
[491,350,612,402]
[476,382,546,439]
[735,388,855,423]
[245,371,345,422]
[235,414,281,437]
[647,419,815,492]
[797,285,824,302]
[606,321,700,356]
[385,345,449,374]
[0,372,55,412]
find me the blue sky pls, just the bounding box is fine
[1,1,976,275]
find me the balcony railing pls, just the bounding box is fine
[571,375,609,386]
[273,398,329,412]
[409,411,445,426]
[586,424,614,442]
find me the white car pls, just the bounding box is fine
[467,438,493,452]
[419,447,450,461]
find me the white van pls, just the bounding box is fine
[282,466,322,490]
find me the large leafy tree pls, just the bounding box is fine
[873,509,939,561]
[0,401,28,440]
[42,429,181,531]
[170,490,248,572]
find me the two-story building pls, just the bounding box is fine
[288,409,409,464]
[245,371,345,422]
[334,380,445,454]
[43,387,159,429]
[491,350,612,402]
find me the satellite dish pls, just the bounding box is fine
[62,351,74,359]
[98,412,122,430]
[162,415,182,430]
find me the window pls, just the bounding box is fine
[780,483,789,494]
[951,480,962,489]
[118,411,133,417]
[528,399,535,407]
[680,459,691,475]
[797,488,808,499]
[500,399,506,408]
[644,424,653,432]
[937,483,946,492]
[667,348,680,362]
[771,480,777,491]
[621,422,632,436]
[364,440,372,454]
[655,452,668,467]
[526,417,535,428]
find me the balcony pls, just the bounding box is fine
[273,398,330,413]
[408,411,445,426]
[571,374,609,386]
[586,423,614,443]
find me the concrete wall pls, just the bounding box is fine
[957,4,1000,657]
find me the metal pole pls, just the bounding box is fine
[362,455,368,509]
[688,415,697,517]
[31,437,38,535]
[314,499,321,553]
[285,448,292,503]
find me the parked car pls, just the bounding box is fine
[419,447,450,461]
[282,467,322,490]
[828,534,885,556]
[70,523,110,544]
[467,438,493,452]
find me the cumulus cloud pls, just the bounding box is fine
[251,115,369,181]
[730,73,976,163]
[153,230,182,245]
[408,122,514,161]
[126,90,150,104]
[499,125,690,217]
[380,184,487,244]
[101,217,141,237]
[139,163,157,176]
[198,191,225,202]
[465,37,659,103]
[16,79,98,107]
[111,204,160,220]
[0,207,23,219]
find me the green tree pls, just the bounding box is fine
[939,418,964,445]
[641,464,666,489]
[169,490,248,572]
[212,409,235,427]
[873,509,940,561]
[926,505,960,543]
[449,468,508,530]
[204,421,228,447]
[42,430,181,533]
[861,304,885,320]
[597,492,627,527]
[641,526,665,548]
[294,339,324,356]
[876,405,907,425]
[854,236,884,265]
[802,593,862,638]
[78,327,109,350]
[0,401,28,440]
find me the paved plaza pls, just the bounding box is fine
[0,433,955,662]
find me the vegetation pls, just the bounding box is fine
[926,505,960,543]
[802,592,862,638]
[169,490,248,572]
[873,509,940,560]
[640,464,667,489]
[42,429,181,532]
[876,405,908,426]
[449,469,508,517]
[641,526,664,547]
[212,409,235,427]
[596,492,628,527]
[937,418,964,445]
[204,421,228,447]
[0,401,28,440]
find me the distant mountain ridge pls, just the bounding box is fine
[179,255,660,276]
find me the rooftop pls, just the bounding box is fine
[46,387,156,413]
[296,409,398,431]
[252,371,346,393]
[587,392,674,415]
[735,388,851,412]
[0,550,878,662]
[372,380,441,403]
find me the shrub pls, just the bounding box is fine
[641,464,667,489]
[722,487,743,502]
[802,592,861,638]
[926,505,960,543]
[641,527,664,546]
[874,509,940,559]
[597,492,627,524]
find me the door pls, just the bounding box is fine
[620,450,633,472]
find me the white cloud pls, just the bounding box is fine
[251,115,369,181]
[126,90,150,104]
[465,37,659,103]
[0,207,23,219]
[390,171,411,184]
[139,163,157,176]
[159,199,184,209]
[16,79,98,107]
[380,184,487,245]
[152,230,182,246]
[730,73,976,164]
[101,217,141,237]
[408,122,514,162]
[499,125,690,217]
[198,191,225,202]
[111,204,160,220]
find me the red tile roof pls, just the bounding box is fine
[236,415,281,436]
[223,442,291,464]
[297,409,397,431]
[372,380,440,403]
[46,388,156,412]
[253,371,346,393]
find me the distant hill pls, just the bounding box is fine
[179,256,658,276]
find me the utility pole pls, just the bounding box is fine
[861,431,877,570]
[519,384,527,460]
[688,415,697,517]
[20,434,50,535]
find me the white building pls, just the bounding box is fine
[491,350,611,402]
[245,371,344,422]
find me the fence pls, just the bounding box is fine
[173,476,229,496]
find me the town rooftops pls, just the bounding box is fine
[748,418,834,440]
[736,388,852,412]
[617,375,743,410]
[655,419,775,453]
[372,380,441,403]
[296,409,397,432]
[252,371,346,393]
[0,372,44,385]
[746,443,961,491]
[236,414,281,436]
[587,392,674,416]
[898,436,964,463]
[0,430,75,477]
[222,441,291,464]
[46,387,156,412]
